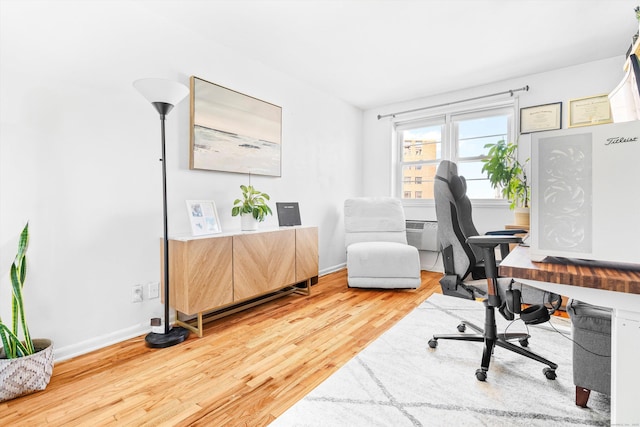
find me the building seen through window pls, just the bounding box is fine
[396,104,514,201]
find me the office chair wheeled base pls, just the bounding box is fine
[454,320,528,346]
[427,300,558,382]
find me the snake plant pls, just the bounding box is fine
[0,223,34,358]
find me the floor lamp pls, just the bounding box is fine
[133,78,190,348]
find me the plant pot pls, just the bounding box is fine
[241,214,259,231]
[514,207,530,228]
[0,338,54,402]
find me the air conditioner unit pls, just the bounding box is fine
[406,220,439,251]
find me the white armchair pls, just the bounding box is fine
[344,197,421,289]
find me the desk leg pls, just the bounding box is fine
[611,308,640,426]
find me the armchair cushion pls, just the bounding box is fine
[347,242,420,288]
[344,197,407,247]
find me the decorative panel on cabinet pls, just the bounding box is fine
[166,236,233,315]
[295,226,319,283]
[233,229,296,301]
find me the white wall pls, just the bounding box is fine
[362,56,626,264]
[0,1,362,360]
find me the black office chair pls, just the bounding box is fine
[428,160,560,381]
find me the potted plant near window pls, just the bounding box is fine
[231,185,273,231]
[0,223,54,401]
[481,140,531,226]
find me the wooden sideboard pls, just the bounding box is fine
[163,226,318,336]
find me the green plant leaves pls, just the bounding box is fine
[481,140,530,209]
[230,185,273,222]
[1,222,34,358]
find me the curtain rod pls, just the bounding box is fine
[377,85,529,120]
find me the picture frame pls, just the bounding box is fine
[189,76,282,177]
[519,102,562,134]
[568,94,613,128]
[276,202,302,227]
[186,200,222,236]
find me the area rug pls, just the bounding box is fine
[271,293,610,426]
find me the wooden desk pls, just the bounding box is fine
[500,245,640,425]
[500,245,640,296]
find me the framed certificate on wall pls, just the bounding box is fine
[520,102,562,134]
[568,94,613,128]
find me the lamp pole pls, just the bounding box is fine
[134,79,190,348]
[157,102,172,336]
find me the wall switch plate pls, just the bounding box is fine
[132,284,143,303]
[148,282,159,299]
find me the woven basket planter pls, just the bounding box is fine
[0,338,54,402]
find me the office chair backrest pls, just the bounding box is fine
[344,197,408,248]
[434,160,484,279]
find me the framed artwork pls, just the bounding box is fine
[189,76,282,177]
[568,94,613,128]
[520,102,562,134]
[186,200,221,236]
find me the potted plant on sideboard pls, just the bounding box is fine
[0,223,54,401]
[231,185,273,231]
[481,139,531,226]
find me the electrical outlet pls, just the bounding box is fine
[132,285,143,303]
[148,282,159,299]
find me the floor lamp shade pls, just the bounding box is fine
[133,78,189,108]
[134,77,190,348]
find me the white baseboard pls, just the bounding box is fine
[319,263,345,276]
[53,322,152,362]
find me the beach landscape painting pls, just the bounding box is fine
[189,76,282,176]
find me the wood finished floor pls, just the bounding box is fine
[1,269,441,426]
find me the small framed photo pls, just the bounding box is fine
[186,200,221,236]
[520,102,562,134]
[568,94,613,128]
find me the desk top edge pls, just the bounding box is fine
[500,245,640,295]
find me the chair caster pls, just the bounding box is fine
[543,367,556,380]
[519,338,529,347]
[457,323,466,332]
[428,338,438,349]
[475,369,487,382]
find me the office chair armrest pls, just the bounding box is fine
[467,235,523,306]
[467,235,522,279]
[485,229,527,236]
[467,235,522,247]
[484,230,526,258]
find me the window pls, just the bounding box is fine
[396,104,514,201]
[397,119,443,201]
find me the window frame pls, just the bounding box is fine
[394,99,517,207]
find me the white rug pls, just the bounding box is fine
[271,293,610,426]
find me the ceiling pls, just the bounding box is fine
[149,0,639,110]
